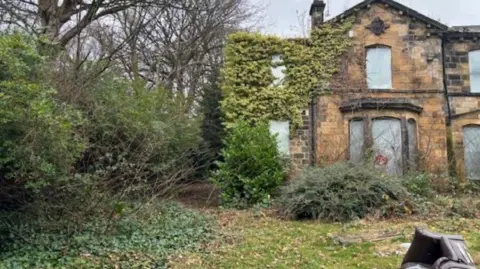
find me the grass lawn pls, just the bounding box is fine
[169,210,480,269]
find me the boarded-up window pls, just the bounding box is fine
[366,47,392,89]
[349,119,365,163]
[464,126,480,180]
[269,121,290,155]
[469,51,480,93]
[407,119,418,171]
[372,118,403,176]
[271,55,286,86]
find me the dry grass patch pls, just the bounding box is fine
[169,210,480,269]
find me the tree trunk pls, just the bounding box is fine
[38,0,62,41]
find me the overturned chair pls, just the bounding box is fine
[401,229,477,269]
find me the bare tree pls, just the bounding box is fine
[93,0,262,111]
[2,0,263,113]
[0,0,171,47]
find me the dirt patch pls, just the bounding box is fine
[174,181,220,209]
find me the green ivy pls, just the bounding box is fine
[0,202,214,268]
[220,20,353,130]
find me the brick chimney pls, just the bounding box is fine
[310,0,326,28]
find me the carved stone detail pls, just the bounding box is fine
[366,17,390,36]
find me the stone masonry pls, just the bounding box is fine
[289,111,312,173]
[444,37,480,180]
[312,1,448,175]
[287,0,480,179]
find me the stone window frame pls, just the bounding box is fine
[365,44,393,90]
[347,115,419,174]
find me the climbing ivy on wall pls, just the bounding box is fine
[220,19,353,130]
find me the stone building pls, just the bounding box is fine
[285,0,480,180]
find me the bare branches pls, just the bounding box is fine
[96,0,262,111]
[1,0,262,116]
[0,0,169,46]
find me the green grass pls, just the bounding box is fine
[170,211,480,269]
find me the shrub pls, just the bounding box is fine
[76,72,204,198]
[447,197,480,218]
[277,163,413,222]
[210,121,285,208]
[403,173,435,198]
[0,34,85,207]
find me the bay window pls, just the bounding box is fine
[348,117,418,176]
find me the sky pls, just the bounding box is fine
[257,0,480,37]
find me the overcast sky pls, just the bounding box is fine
[257,0,480,37]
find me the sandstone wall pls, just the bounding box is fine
[444,39,480,180]
[315,3,448,174]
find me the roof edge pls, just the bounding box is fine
[326,0,448,31]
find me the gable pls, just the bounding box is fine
[326,0,445,92]
[328,0,448,31]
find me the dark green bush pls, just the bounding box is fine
[0,202,214,268]
[0,35,213,268]
[278,163,413,222]
[210,121,285,208]
[82,74,203,192]
[0,34,85,206]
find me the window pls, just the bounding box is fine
[407,119,418,171]
[366,47,392,89]
[271,54,286,86]
[372,118,403,176]
[464,125,480,180]
[269,121,290,155]
[469,51,480,93]
[348,117,418,176]
[349,119,365,163]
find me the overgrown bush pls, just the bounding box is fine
[0,34,213,262]
[210,121,285,208]
[0,202,214,268]
[398,173,480,219]
[446,197,480,218]
[278,163,413,222]
[0,34,85,208]
[11,67,209,238]
[403,173,435,198]
[78,73,203,198]
[0,32,222,269]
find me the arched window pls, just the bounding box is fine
[372,117,403,175]
[366,46,392,89]
[463,125,480,180]
[468,50,480,93]
[349,118,365,163]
